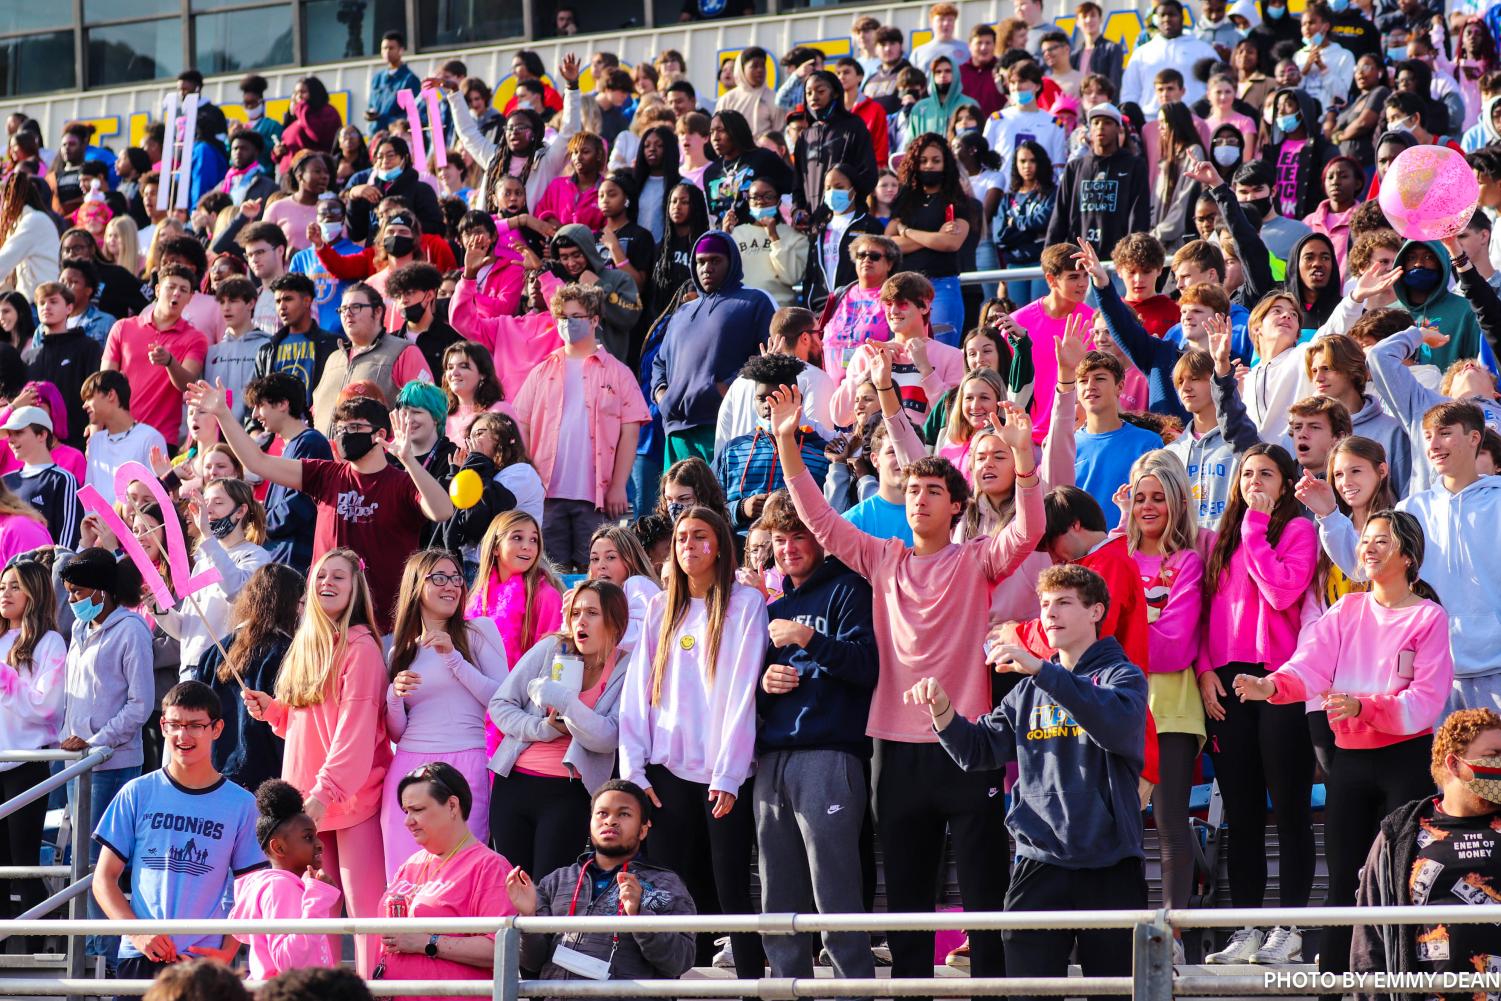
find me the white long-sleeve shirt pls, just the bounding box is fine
[1120,34,1221,116]
[0,630,67,771]
[1295,42,1354,117]
[984,107,1067,192]
[163,538,271,678]
[714,363,838,458]
[0,207,60,297]
[448,85,581,211]
[1244,342,1315,442]
[618,584,767,795]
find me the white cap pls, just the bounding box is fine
[1,406,52,433]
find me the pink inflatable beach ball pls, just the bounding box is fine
[1378,145,1481,242]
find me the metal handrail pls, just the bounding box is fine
[0,747,111,823]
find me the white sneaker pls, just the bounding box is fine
[712,936,734,969]
[1251,926,1303,965]
[1205,927,1264,964]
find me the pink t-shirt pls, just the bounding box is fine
[267,198,320,253]
[103,314,209,446]
[513,655,617,778]
[1010,298,1096,443]
[0,514,51,564]
[377,842,516,1000]
[822,284,892,381]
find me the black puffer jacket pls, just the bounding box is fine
[346,165,445,243]
[1255,88,1338,222]
[792,72,879,215]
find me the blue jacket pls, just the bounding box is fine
[937,636,1147,869]
[651,233,775,434]
[1095,278,1189,424]
[757,558,877,757]
[263,427,332,576]
[714,426,830,531]
[368,64,421,132]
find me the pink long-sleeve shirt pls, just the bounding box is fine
[1266,593,1453,749]
[1134,547,1205,675]
[229,868,342,980]
[263,625,392,831]
[787,468,1044,743]
[448,273,563,401]
[1009,298,1096,444]
[1200,510,1317,675]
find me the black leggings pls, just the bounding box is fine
[1319,734,1434,981]
[1151,732,1199,910]
[489,770,591,879]
[641,764,763,979]
[1205,662,1315,908]
[1308,711,1337,782]
[0,761,50,922]
[872,739,1009,987]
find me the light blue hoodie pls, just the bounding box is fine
[1397,474,1501,679]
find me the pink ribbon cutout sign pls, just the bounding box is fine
[77,461,221,609]
[397,88,448,172]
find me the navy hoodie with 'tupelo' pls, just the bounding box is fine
[936,636,1147,870]
[756,557,878,758]
[650,231,776,435]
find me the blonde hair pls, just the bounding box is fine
[274,548,378,707]
[945,368,1008,446]
[1120,450,1197,556]
[1247,291,1301,358]
[104,216,142,276]
[472,510,563,652]
[0,479,45,524]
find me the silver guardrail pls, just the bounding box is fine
[3,905,1500,998]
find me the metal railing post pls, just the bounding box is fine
[66,762,92,980]
[1132,909,1175,1001]
[492,921,520,1001]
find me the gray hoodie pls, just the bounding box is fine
[488,635,627,795]
[1348,391,1411,501]
[551,223,642,363]
[62,608,155,771]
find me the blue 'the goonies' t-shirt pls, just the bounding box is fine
[94,769,264,958]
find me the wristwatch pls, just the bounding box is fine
[425,934,440,958]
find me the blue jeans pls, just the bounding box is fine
[70,765,140,964]
[929,275,964,347]
[975,239,1000,303]
[630,448,662,519]
[1006,277,1050,308]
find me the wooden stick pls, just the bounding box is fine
[183,590,244,691]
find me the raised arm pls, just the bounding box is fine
[389,409,457,522]
[185,380,302,490]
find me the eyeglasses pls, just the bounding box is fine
[338,303,376,315]
[424,572,464,587]
[161,720,214,735]
[854,251,886,262]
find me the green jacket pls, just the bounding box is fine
[1391,238,1482,371]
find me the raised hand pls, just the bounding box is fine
[1418,322,1451,349]
[559,53,581,86]
[1072,235,1109,288]
[989,643,1043,675]
[906,335,931,376]
[994,401,1033,450]
[868,342,894,389]
[1112,481,1132,521]
[1056,310,1088,374]
[1181,157,1222,189]
[148,445,173,479]
[387,408,416,463]
[1207,313,1233,377]
[1293,468,1337,517]
[1351,262,1404,304]
[184,379,231,419]
[306,220,326,249]
[767,384,804,439]
[505,868,538,916]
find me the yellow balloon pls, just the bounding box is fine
[449,468,483,509]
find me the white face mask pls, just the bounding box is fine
[319,221,344,243]
[557,316,593,344]
[245,103,265,121]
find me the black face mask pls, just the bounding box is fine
[336,430,376,462]
[918,169,944,188]
[1244,196,1273,219]
[403,301,426,324]
[384,234,415,258]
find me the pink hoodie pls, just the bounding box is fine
[449,273,563,401]
[1200,510,1317,674]
[1266,593,1453,749]
[229,868,342,980]
[263,626,392,831]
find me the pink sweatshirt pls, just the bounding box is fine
[786,469,1044,743]
[467,573,563,756]
[229,868,342,980]
[1267,593,1453,749]
[1009,298,1096,444]
[1134,547,1205,675]
[534,175,605,232]
[449,272,564,401]
[263,626,392,831]
[1200,510,1317,675]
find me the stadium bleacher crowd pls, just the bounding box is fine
[4,0,1501,996]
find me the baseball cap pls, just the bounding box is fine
[1088,102,1124,126]
[1,406,52,433]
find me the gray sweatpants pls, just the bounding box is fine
[754,748,875,986]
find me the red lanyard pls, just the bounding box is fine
[567,860,628,947]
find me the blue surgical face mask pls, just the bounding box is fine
[1266,3,1286,17]
[375,165,403,182]
[1402,266,1441,292]
[1387,46,1408,63]
[1236,26,1253,39]
[1277,112,1301,133]
[1329,0,1349,12]
[70,593,104,625]
[1016,88,1036,106]
[750,205,778,222]
[824,187,853,214]
[957,126,980,137]
[1307,31,1324,47]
